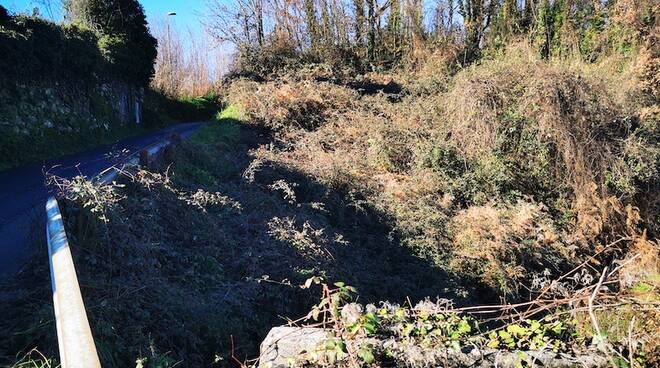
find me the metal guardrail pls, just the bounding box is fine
[46,197,102,368]
[45,137,178,367]
[97,140,169,184]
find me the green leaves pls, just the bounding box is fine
[498,330,516,348]
[363,313,379,335]
[485,318,572,352]
[348,312,380,337]
[301,281,580,368]
[507,324,526,336]
[323,338,348,364]
[64,0,157,86]
[321,339,376,365]
[457,319,472,334]
[487,332,500,348]
[302,278,359,326]
[357,344,375,364]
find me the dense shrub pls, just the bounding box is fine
[233,41,308,80]
[0,8,167,171]
[96,32,156,86]
[226,78,357,131]
[448,201,567,295]
[243,44,658,298]
[143,90,221,126]
[1,37,657,367]
[229,35,369,84]
[0,5,9,22]
[0,5,155,87]
[64,0,157,86]
[0,15,102,84]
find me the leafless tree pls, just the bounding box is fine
[206,0,266,47]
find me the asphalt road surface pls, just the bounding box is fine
[0,122,204,279]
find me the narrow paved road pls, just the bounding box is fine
[0,122,204,278]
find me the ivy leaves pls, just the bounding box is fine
[486,317,570,352]
[302,279,581,367]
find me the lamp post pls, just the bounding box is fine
[166,11,177,55]
[166,12,177,92]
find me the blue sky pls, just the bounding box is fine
[0,0,213,38]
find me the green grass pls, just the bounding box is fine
[9,350,56,368]
[215,103,242,121]
[188,104,243,146]
[144,91,222,125]
[172,104,244,186]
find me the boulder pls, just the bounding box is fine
[259,327,331,368]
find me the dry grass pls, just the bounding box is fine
[226,78,357,131]
[449,201,566,296]
[242,43,659,304]
[441,44,641,242]
[1,113,460,366]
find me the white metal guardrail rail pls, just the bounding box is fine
[46,197,102,368]
[45,135,180,367]
[97,140,170,184]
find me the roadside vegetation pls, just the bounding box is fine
[0,0,658,367]
[0,2,219,171]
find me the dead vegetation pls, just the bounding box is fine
[223,42,659,365]
[240,42,658,292]
[0,113,459,367]
[226,78,357,131]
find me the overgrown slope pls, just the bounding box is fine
[1,36,658,368]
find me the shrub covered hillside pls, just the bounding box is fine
[227,41,659,299]
[216,0,657,364]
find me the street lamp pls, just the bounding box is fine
[166,11,176,49]
[165,12,177,93]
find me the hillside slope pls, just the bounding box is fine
[1,42,657,367]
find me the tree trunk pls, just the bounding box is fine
[304,0,320,49]
[367,0,376,60]
[255,0,265,46]
[354,0,366,48]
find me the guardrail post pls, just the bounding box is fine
[46,197,102,368]
[139,149,150,168]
